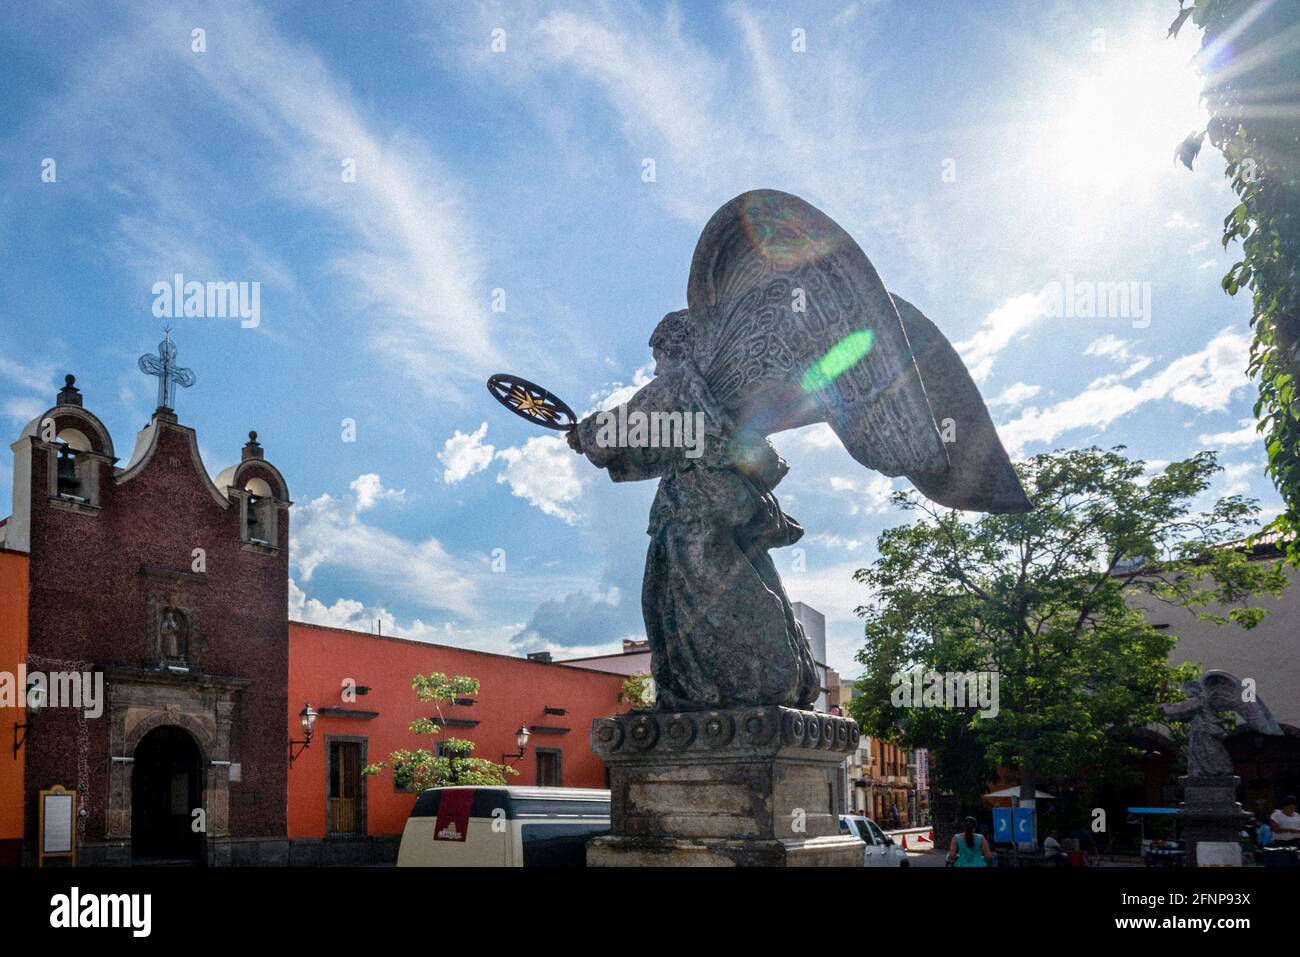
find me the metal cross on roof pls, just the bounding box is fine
[137,326,196,411]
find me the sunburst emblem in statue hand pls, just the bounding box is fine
[486,374,578,432]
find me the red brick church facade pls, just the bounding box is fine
[0,370,623,866]
[2,374,291,865]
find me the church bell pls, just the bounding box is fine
[56,445,78,494]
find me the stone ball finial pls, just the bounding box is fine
[248,431,258,443]
[58,373,83,406]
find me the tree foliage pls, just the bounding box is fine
[1172,0,1300,562]
[363,672,518,791]
[619,671,655,708]
[848,447,1286,805]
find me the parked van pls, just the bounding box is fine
[396,786,610,867]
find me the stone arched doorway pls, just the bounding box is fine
[131,725,204,864]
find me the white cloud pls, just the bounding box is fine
[828,473,895,516]
[584,364,654,417]
[1199,419,1260,449]
[805,532,868,552]
[1084,335,1131,362]
[473,0,897,241]
[291,477,477,616]
[494,434,586,523]
[2,397,47,425]
[0,354,60,424]
[182,5,499,389]
[953,292,1048,383]
[289,578,525,654]
[999,328,1251,452]
[989,382,1042,408]
[439,422,496,484]
[43,1,498,395]
[1086,356,1154,389]
[1165,211,1201,231]
[350,473,406,511]
[0,356,58,397]
[1218,462,1256,497]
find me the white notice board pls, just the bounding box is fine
[39,786,76,865]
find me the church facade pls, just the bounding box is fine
[0,360,624,866]
[1,371,292,866]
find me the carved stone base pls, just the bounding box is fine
[588,706,864,867]
[1178,775,1250,866]
[588,834,862,867]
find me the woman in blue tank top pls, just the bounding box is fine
[947,816,993,867]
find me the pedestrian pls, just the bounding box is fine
[1069,823,1099,865]
[1269,796,1300,847]
[947,816,993,867]
[1043,829,1067,866]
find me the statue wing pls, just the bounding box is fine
[1203,670,1283,735]
[890,295,1032,513]
[687,189,948,479]
[686,189,1029,512]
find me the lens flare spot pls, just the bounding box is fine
[800,330,875,392]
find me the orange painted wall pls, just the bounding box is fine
[0,548,30,863]
[287,622,625,839]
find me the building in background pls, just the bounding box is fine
[1125,537,1300,817]
[836,676,928,826]
[0,372,624,866]
[838,676,869,814]
[560,638,650,678]
[791,602,831,712]
[286,623,622,864]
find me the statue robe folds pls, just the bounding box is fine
[575,361,820,711]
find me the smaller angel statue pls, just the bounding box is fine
[1159,671,1282,778]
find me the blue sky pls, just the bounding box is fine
[0,0,1277,676]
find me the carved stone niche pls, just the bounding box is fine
[141,577,204,672]
[588,706,865,867]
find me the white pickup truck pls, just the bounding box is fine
[838,815,911,867]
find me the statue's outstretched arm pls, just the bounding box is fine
[569,374,678,482]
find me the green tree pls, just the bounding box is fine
[849,447,1286,809]
[619,672,655,709]
[363,673,518,791]
[1170,0,1300,563]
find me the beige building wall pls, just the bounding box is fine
[1128,560,1300,729]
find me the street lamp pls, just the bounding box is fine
[288,702,318,767]
[502,726,530,766]
[12,681,43,758]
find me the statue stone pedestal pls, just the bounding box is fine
[587,706,864,867]
[1178,775,1249,866]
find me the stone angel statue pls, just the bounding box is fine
[567,189,1031,712]
[1159,670,1283,778]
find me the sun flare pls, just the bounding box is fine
[1041,30,1209,195]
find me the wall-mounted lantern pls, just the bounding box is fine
[288,702,318,767]
[12,683,43,758]
[502,726,530,766]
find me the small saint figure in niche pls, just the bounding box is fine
[160,607,189,663]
